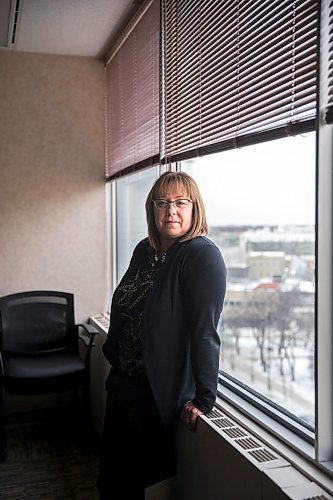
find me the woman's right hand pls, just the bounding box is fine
[180,400,203,432]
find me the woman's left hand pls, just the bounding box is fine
[180,400,204,432]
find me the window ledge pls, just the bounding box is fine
[215,386,333,496]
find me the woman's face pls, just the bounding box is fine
[154,188,193,251]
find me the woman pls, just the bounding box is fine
[97,171,227,499]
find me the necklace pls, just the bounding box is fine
[155,252,166,264]
[151,251,166,267]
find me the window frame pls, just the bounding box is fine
[315,0,333,464]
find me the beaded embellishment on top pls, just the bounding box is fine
[151,252,166,267]
[115,249,167,375]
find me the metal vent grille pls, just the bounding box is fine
[206,409,223,419]
[222,427,247,439]
[11,0,21,45]
[205,408,330,497]
[206,407,278,464]
[90,314,110,332]
[212,417,235,429]
[235,437,262,451]
[303,496,329,500]
[248,448,277,463]
[0,0,21,49]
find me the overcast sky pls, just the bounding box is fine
[184,132,316,227]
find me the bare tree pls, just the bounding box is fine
[270,289,302,382]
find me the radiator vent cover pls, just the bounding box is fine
[212,417,234,429]
[206,407,278,464]
[0,0,20,50]
[90,314,110,332]
[236,436,262,451]
[248,448,277,463]
[303,496,329,500]
[223,426,247,439]
[204,409,332,498]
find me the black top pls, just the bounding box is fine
[103,236,227,429]
[113,249,165,375]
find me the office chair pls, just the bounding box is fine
[0,290,99,461]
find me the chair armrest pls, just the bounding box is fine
[77,323,99,350]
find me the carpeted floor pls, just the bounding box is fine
[0,408,101,499]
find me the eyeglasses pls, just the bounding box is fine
[153,198,193,209]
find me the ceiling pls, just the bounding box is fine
[0,0,142,59]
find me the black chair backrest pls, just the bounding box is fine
[0,291,77,355]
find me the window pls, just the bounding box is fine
[158,0,325,453]
[181,133,316,429]
[115,167,159,281]
[107,0,333,469]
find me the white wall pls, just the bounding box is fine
[0,51,107,323]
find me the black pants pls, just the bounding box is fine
[97,368,176,499]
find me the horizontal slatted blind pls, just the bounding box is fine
[161,0,319,163]
[326,0,333,123]
[105,0,159,180]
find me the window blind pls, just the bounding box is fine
[105,0,159,180]
[161,0,319,163]
[326,0,333,123]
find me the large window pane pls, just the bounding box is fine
[182,133,316,426]
[115,167,159,281]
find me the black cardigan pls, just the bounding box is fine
[103,236,227,429]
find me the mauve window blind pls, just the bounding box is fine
[161,0,319,163]
[326,0,333,123]
[105,0,159,180]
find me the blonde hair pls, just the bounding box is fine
[145,171,208,251]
